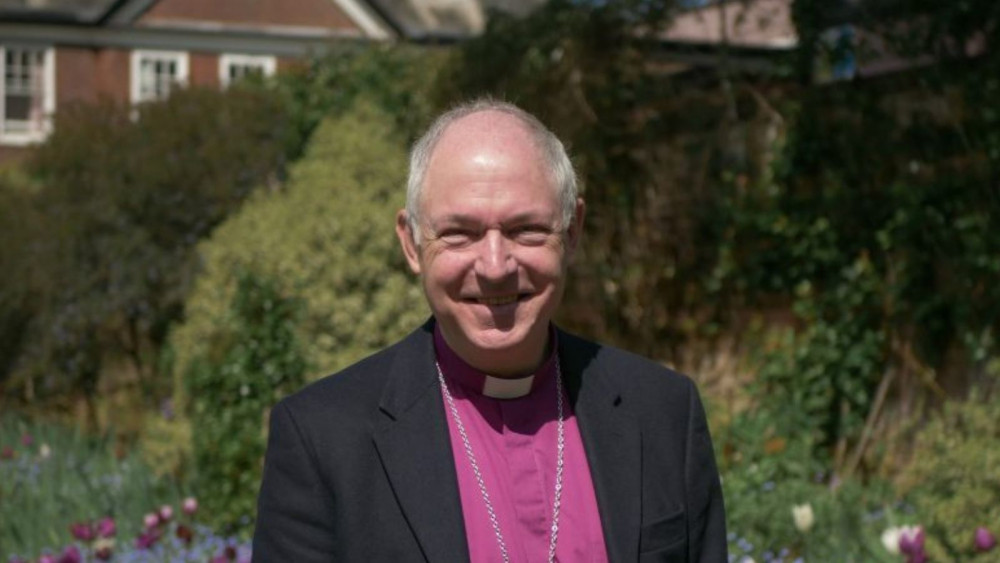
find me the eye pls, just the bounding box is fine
[509,225,552,245]
[437,228,476,246]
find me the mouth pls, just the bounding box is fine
[476,294,520,306]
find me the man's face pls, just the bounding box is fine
[396,111,583,376]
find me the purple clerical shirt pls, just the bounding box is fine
[435,327,609,563]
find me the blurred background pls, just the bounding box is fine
[0,0,998,561]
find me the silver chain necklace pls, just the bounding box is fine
[436,360,565,563]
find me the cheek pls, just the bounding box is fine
[519,248,566,279]
[423,253,473,288]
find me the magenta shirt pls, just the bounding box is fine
[435,328,609,563]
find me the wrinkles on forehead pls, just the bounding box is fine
[420,110,557,217]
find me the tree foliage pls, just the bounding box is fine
[270,43,445,160]
[1,86,288,418]
[441,0,1000,485]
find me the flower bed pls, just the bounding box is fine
[1,416,251,562]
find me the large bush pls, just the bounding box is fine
[169,102,426,392]
[1,86,288,419]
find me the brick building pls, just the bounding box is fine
[0,0,501,163]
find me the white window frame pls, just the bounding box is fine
[0,45,56,146]
[130,50,189,105]
[218,54,276,87]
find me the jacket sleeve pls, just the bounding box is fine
[253,400,338,562]
[684,378,728,562]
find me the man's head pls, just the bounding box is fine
[396,99,585,377]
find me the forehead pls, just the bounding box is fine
[421,111,557,215]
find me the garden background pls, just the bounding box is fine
[1,0,999,561]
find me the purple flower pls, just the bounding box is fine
[96,516,116,538]
[975,527,997,552]
[899,526,926,563]
[1,446,15,460]
[56,545,82,563]
[69,521,94,541]
[135,529,160,550]
[20,433,33,447]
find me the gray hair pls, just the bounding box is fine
[405,99,578,241]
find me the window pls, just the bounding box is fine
[1,45,55,145]
[130,50,189,104]
[219,54,276,87]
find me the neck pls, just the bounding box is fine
[440,329,551,379]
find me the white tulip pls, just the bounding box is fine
[792,503,815,533]
[881,526,903,554]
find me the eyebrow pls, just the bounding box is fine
[430,210,555,228]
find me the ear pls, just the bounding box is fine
[396,209,422,275]
[564,197,586,262]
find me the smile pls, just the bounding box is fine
[477,295,519,306]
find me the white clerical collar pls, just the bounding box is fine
[482,374,535,399]
[433,323,558,400]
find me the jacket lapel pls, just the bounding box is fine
[372,325,470,563]
[561,332,642,563]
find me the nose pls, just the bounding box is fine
[474,230,516,281]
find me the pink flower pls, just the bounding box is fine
[976,527,997,552]
[143,512,159,529]
[69,521,94,541]
[182,496,198,515]
[158,504,174,522]
[38,556,56,563]
[57,545,82,563]
[1,446,15,460]
[96,516,116,537]
[20,433,33,447]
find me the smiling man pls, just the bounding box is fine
[253,100,727,562]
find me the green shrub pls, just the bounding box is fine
[717,401,901,562]
[186,271,307,533]
[169,101,427,399]
[897,384,1000,560]
[723,470,898,562]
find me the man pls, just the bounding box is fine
[253,100,727,562]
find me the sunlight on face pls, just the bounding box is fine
[397,111,582,376]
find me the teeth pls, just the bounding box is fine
[479,295,518,306]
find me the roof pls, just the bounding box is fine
[0,0,118,23]
[0,0,545,39]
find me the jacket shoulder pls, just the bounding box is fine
[275,323,433,422]
[559,329,694,392]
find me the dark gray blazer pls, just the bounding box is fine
[252,319,727,562]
